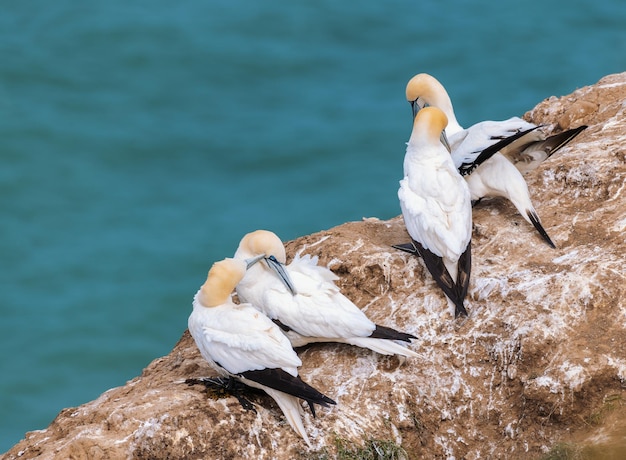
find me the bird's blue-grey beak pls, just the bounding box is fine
[265,255,297,295]
[440,130,451,153]
[410,99,420,120]
[410,97,427,120]
[244,254,265,269]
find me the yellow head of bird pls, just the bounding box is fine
[413,106,448,137]
[405,73,445,105]
[198,258,247,307]
[239,230,287,264]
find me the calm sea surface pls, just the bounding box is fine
[1,0,624,451]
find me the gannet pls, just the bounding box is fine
[463,152,556,247]
[188,257,336,446]
[234,230,420,357]
[396,107,473,318]
[405,73,586,247]
[405,73,586,172]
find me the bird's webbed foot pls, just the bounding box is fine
[185,377,257,412]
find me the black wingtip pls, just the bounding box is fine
[454,302,469,318]
[272,318,292,332]
[527,210,556,249]
[456,241,472,312]
[392,242,418,254]
[302,391,337,418]
[447,294,469,318]
[543,125,588,158]
[399,239,471,319]
[370,324,417,342]
[240,368,336,415]
[461,125,542,176]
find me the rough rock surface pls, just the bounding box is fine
[3,73,626,460]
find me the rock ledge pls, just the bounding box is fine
[3,73,626,460]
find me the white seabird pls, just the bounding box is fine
[396,107,473,318]
[405,73,586,173]
[188,257,336,446]
[233,230,420,357]
[405,73,586,248]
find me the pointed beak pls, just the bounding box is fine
[440,129,451,153]
[265,255,297,295]
[410,97,427,120]
[410,99,420,120]
[244,254,265,269]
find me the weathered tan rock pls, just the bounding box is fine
[3,73,626,460]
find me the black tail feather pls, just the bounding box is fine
[455,241,472,316]
[459,126,541,176]
[394,240,469,317]
[527,210,556,249]
[392,242,419,254]
[541,125,587,159]
[240,368,336,415]
[370,324,417,342]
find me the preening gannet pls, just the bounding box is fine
[188,258,335,446]
[234,230,420,357]
[396,107,473,318]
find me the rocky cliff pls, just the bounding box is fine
[3,73,625,460]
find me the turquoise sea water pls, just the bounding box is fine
[1,0,624,451]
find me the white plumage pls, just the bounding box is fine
[397,106,473,317]
[188,257,335,447]
[234,230,419,357]
[463,153,555,247]
[405,73,585,173]
[404,73,586,248]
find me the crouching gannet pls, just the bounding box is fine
[188,257,335,446]
[234,230,419,357]
[405,73,585,248]
[396,107,473,318]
